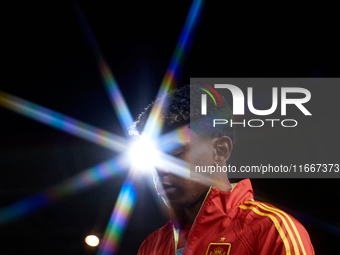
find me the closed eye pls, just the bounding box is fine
[172,152,184,158]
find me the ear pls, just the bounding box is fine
[213,136,233,163]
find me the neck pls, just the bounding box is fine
[170,179,232,225]
[171,188,210,225]
[211,177,232,191]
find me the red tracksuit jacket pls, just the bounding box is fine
[137,179,314,255]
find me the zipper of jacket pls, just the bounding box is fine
[174,186,212,254]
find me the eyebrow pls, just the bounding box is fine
[169,144,188,155]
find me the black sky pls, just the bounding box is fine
[1,1,339,254]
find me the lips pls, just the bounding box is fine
[162,183,175,189]
[161,183,177,196]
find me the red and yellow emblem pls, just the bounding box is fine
[205,243,231,255]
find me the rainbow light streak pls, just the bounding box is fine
[156,125,189,153]
[156,149,220,180]
[75,4,133,132]
[0,156,129,225]
[48,155,128,197]
[154,126,192,178]
[98,59,134,131]
[97,177,137,255]
[0,91,126,153]
[146,168,169,218]
[143,0,205,139]
[0,193,51,226]
[156,152,191,178]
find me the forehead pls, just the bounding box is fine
[176,125,206,143]
[159,125,206,153]
[176,125,190,143]
[159,125,190,152]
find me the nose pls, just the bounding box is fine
[155,167,170,178]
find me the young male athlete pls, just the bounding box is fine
[133,85,314,255]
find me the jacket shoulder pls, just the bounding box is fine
[236,199,315,255]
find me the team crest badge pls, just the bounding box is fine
[205,243,231,255]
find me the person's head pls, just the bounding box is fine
[130,84,235,209]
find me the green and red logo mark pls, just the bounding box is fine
[198,83,222,115]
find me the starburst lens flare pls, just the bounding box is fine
[0,1,206,254]
[129,135,159,172]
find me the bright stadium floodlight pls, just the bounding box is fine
[128,134,159,173]
[85,235,100,247]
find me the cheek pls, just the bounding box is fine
[189,144,215,167]
[182,178,206,195]
[175,178,195,199]
[184,181,209,204]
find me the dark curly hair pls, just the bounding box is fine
[130,84,235,143]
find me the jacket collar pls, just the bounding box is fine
[170,178,254,225]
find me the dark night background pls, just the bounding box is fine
[1,1,339,254]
